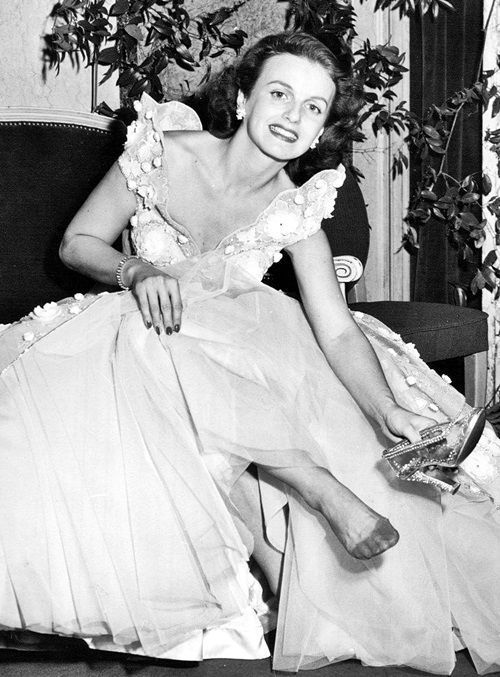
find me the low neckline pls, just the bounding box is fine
[160,169,331,256]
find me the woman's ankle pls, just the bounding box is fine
[282,466,342,513]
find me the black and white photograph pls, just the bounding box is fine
[0,2,499,676]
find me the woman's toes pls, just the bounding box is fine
[380,519,399,544]
[376,521,399,552]
[349,520,399,559]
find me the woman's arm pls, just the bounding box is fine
[286,229,434,442]
[59,162,182,334]
[59,162,136,285]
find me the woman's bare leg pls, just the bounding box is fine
[233,464,398,562]
[266,465,399,560]
[232,461,399,596]
[231,469,284,595]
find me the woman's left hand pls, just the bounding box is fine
[381,403,436,444]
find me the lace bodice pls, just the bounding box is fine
[118,93,345,281]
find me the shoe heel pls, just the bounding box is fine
[410,470,460,494]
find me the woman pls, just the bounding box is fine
[0,32,499,674]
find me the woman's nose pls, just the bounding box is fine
[284,102,301,123]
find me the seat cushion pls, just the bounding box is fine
[350,301,488,362]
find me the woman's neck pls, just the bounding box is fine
[215,128,291,195]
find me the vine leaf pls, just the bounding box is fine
[124,24,144,42]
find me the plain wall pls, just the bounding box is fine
[0,0,119,111]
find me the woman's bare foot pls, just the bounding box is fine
[267,466,399,560]
[314,481,399,559]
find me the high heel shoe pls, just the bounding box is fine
[383,407,486,493]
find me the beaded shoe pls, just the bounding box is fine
[383,407,486,493]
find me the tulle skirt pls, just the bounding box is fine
[0,253,499,673]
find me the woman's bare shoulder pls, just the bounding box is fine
[163,129,218,159]
[162,131,226,185]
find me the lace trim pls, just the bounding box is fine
[218,167,345,260]
[0,293,109,377]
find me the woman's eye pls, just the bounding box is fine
[307,103,322,114]
[271,90,287,100]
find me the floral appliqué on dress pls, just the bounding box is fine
[118,93,345,281]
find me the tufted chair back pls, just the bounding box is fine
[0,109,126,323]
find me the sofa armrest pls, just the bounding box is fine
[333,255,363,298]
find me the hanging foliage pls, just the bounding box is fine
[361,0,455,17]
[292,1,500,302]
[42,0,248,102]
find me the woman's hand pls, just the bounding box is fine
[381,403,436,444]
[123,258,183,334]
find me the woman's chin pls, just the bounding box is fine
[261,141,308,164]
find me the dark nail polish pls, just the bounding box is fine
[146,321,152,329]
[166,326,173,336]
[155,326,161,335]
[174,324,180,333]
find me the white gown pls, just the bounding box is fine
[0,94,499,674]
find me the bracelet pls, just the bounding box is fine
[116,255,141,290]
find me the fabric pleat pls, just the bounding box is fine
[0,254,499,673]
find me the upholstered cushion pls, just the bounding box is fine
[0,118,125,323]
[350,301,488,362]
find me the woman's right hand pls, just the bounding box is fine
[123,258,183,335]
[381,402,436,444]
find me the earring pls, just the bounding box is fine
[310,127,324,149]
[236,91,246,121]
[236,102,246,120]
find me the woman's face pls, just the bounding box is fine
[240,53,336,162]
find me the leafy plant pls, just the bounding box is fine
[401,31,500,305]
[360,0,455,17]
[43,0,248,108]
[292,0,500,307]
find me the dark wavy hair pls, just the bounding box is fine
[187,32,364,185]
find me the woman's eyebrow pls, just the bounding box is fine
[266,80,328,106]
[266,79,293,90]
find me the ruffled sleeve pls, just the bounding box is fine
[284,164,346,247]
[117,92,202,210]
[216,165,346,282]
